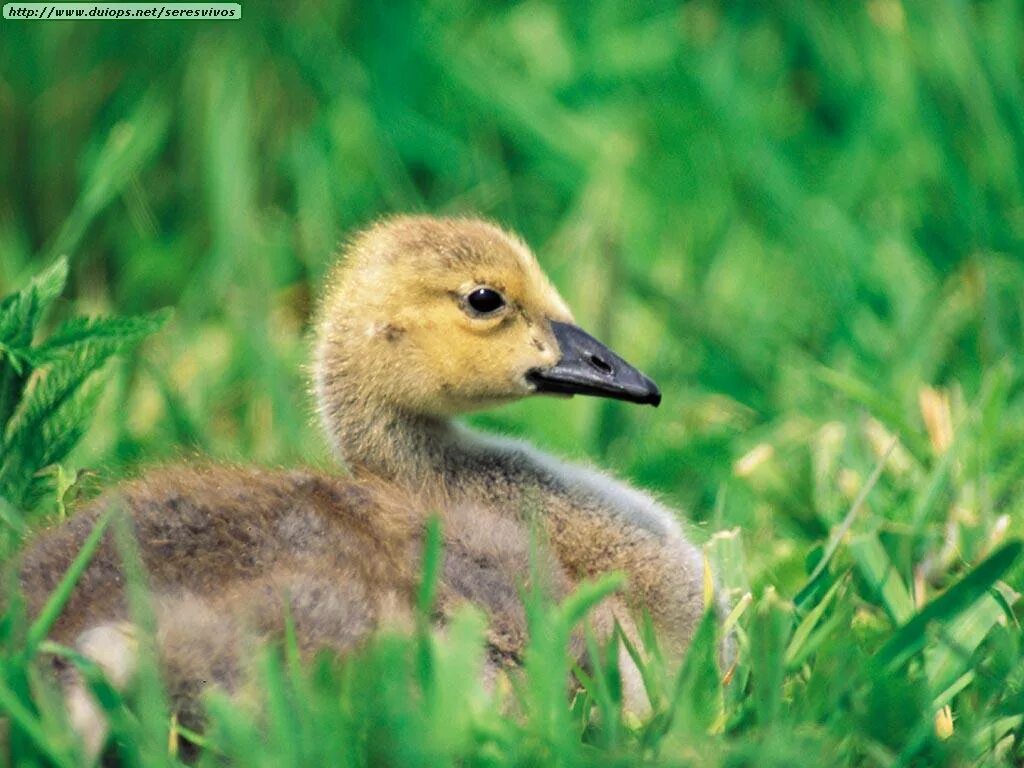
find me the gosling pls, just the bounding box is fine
[16,215,708,757]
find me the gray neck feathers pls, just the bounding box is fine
[317,384,452,484]
[313,323,539,496]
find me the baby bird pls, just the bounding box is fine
[16,216,707,758]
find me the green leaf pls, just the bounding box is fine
[560,575,625,629]
[849,534,915,625]
[27,309,171,365]
[577,621,622,748]
[669,608,724,738]
[750,588,793,726]
[0,674,75,767]
[925,582,1019,695]
[870,541,1022,676]
[786,572,849,669]
[0,258,69,430]
[0,257,68,348]
[417,515,444,618]
[0,308,167,506]
[39,640,138,760]
[796,439,897,610]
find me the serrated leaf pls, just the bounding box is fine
[3,347,114,448]
[27,309,170,366]
[26,258,69,319]
[0,258,70,434]
[0,257,68,348]
[3,309,165,455]
[0,260,166,509]
[38,374,107,468]
[0,292,37,352]
[0,367,106,508]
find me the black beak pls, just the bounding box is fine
[526,321,661,407]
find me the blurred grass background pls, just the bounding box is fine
[3,0,1024,582]
[4,0,1024,588]
[2,2,1024,763]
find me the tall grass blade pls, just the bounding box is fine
[23,509,112,657]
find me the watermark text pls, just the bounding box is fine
[3,3,241,19]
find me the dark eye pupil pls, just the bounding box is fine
[468,288,504,314]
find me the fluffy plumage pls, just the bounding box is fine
[15,215,708,757]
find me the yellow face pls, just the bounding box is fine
[319,216,576,416]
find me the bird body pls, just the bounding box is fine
[15,215,708,758]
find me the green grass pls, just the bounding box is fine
[2,1,1024,765]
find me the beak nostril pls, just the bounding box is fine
[588,354,614,375]
[533,322,660,406]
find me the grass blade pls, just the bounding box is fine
[23,509,113,656]
[871,541,1022,675]
[0,674,74,767]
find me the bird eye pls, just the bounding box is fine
[466,287,505,315]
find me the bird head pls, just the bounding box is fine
[315,216,660,419]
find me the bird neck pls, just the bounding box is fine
[313,329,535,495]
[320,395,456,487]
